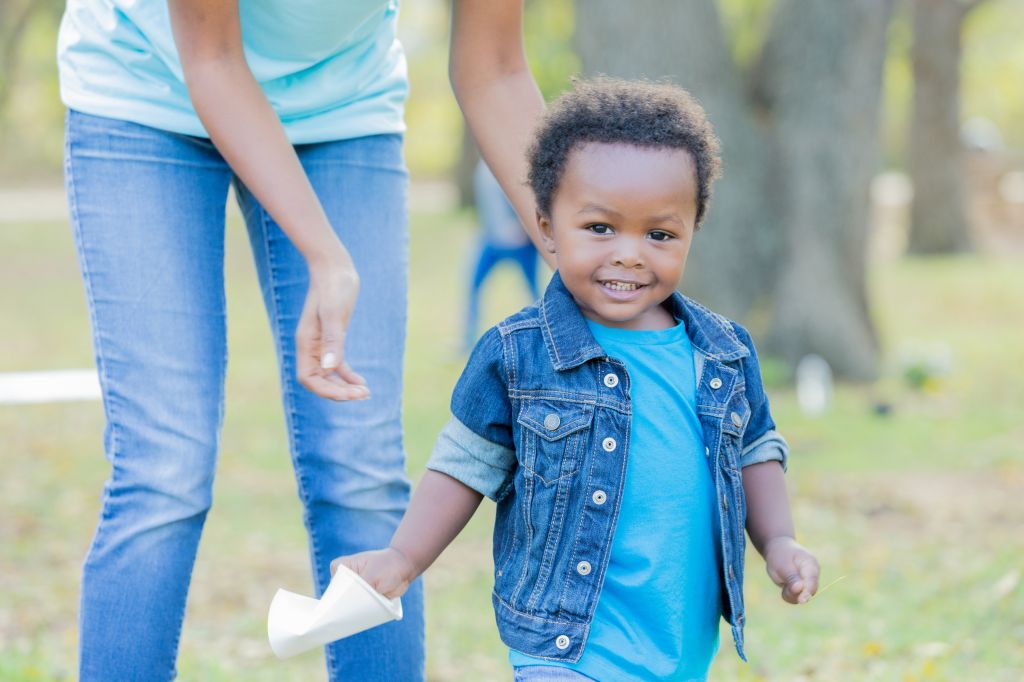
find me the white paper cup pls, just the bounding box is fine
[268,564,403,659]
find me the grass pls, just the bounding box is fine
[1,208,1022,681]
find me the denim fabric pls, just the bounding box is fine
[428,272,788,663]
[65,110,424,681]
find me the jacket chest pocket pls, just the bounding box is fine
[516,400,594,486]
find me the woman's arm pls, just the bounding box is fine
[449,0,553,267]
[167,0,366,401]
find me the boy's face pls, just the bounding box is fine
[538,142,699,330]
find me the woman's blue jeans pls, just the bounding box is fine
[65,110,425,681]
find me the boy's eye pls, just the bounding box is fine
[648,230,674,242]
[587,223,613,235]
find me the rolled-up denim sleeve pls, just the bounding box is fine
[427,416,516,501]
[739,429,789,472]
[428,326,517,501]
[731,321,789,473]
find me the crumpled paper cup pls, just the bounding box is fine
[268,563,403,659]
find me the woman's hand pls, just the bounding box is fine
[296,255,369,401]
[331,548,416,599]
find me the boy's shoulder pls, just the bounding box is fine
[494,298,546,335]
[470,300,546,353]
[466,299,545,361]
[674,292,755,356]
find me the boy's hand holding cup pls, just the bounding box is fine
[331,548,416,600]
[763,536,820,605]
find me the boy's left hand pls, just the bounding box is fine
[763,536,820,604]
[330,547,416,600]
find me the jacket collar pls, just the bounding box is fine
[539,271,750,371]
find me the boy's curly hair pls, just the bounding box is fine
[528,77,722,227]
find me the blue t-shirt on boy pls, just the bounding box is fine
[510,319,722,680]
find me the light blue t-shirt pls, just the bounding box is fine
[511,319,721,681]
[57,0,407,144]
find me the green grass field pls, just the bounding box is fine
[1,208,1022,681]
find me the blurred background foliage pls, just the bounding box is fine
[1,1,1022,680]
[2,0,1021,178]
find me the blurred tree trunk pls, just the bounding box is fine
[758,0,892,380]
[907,0,983,254]
[576,0,893,379]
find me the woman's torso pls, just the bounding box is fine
[58,0,407,143]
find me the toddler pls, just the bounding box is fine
[335,78,820,681]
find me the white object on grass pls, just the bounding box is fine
[268,563,403,659]
[796,354,833,417]
[0,369,101,405]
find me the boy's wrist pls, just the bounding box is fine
[387,544,421,583]
[761,534,798,556]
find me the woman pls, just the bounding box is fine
[58,1,545,679]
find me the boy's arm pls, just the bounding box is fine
[332,470,483,598]
[392,470,484,576]
[742,461,820,604]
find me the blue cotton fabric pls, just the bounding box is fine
[58,0,407,143]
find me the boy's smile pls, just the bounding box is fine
[538,142,699,330]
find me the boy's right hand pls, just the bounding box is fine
[330,548,416,599]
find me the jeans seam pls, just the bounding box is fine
[66,123,126,553]
[252,198,337,675]
[66,121,121,473]
[67,114,181,682]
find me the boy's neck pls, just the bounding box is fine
[578,298,676,331]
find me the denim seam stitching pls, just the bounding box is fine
[66,129,125,538]
[251,198,333,675]
[511,422,535,606]
[528,431,576,609]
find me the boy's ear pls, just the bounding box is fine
[536,211,557,254]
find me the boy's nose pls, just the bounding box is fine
[611,238,644,268]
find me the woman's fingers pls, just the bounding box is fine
[295,271,369,401]
[317,291,345,372]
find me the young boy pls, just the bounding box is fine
[334,78,820,680]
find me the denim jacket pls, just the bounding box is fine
[427,272,788,663]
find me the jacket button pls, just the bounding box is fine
[603,372,619,388]
[544,413,561,431]
[601,437,617,452]
[576,561,592,575]
[731,412,743,427]
[555,635,571,650]
[710,377,723,389]
[592,490,607,505]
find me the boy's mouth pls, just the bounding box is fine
[599,279,646,292]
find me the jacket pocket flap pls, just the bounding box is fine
[517,400,594,442]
